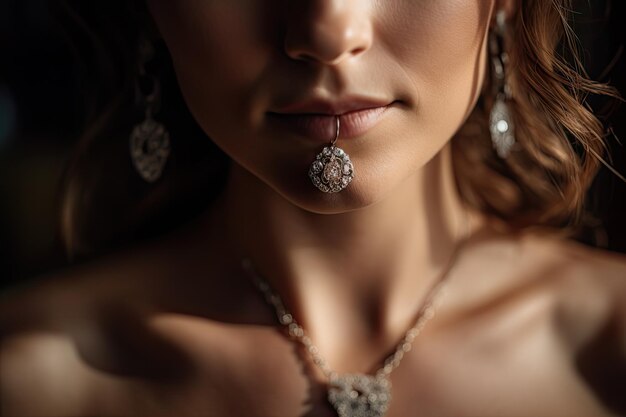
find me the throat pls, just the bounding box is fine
[206,143,473,370]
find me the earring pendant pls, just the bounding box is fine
[488,10,516,159]
[489,97,515,159]
[130,116,171,183]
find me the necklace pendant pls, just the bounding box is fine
[328,373,391,417]
[309,145,354,193]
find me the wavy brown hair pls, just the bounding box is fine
[453,0,618,230]
[58,0,618,259]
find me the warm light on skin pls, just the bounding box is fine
[145,0,505,374]
[2,3,625,417]
[147,0,495,213]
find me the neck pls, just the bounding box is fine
[208,144,480,370]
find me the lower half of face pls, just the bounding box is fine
[148,0,494,213]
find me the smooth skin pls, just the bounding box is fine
[1,1,625,416]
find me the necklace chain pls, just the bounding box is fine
[241,254,457,381]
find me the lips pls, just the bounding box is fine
[268,97,396,142]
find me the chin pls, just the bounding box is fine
[269,168,393,215]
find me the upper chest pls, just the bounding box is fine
[67,234,621,416]
[86,297,609,417]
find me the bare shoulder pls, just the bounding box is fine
[519,231,626,326]
[0,251,149,416]
[0,213,253,416]
[521,232,626,396]
[455,228,626,342]
[456,228,626,414]
[459,227,625,355]
[0,322,92,416]
[544,233,626,280]
[522,232,626,305]
[0,225,209,416]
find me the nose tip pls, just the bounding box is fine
[284,2,373,65]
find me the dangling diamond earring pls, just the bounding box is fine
[130,40,171,183]
[489,10,516,159]
[308,116,355,193]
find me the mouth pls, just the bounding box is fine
[267,98,398,142]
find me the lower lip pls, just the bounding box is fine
[268,104,394,142]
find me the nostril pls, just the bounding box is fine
[283,6,373,66]
[285,37,371,66]
[350,46,367,56]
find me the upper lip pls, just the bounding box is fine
[271,96,394,116]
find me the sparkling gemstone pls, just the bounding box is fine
[312,161,324,173]
[496,119,509,133]
[322,147,332,156]
[323,158,343,183]
[489,98,516,158]
[334,147,345,157]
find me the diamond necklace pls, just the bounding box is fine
[241,237,466,417]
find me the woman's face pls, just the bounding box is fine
[148,0,497,213]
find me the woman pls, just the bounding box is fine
[1,0,625,416]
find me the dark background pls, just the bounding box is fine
[1,0,625,288]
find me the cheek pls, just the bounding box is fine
[148,0,273,135]
[149,1,268,81]
[381,0,492,135]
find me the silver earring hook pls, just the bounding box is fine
[331,116,340,146]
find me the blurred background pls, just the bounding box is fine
[1,0,625,289]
